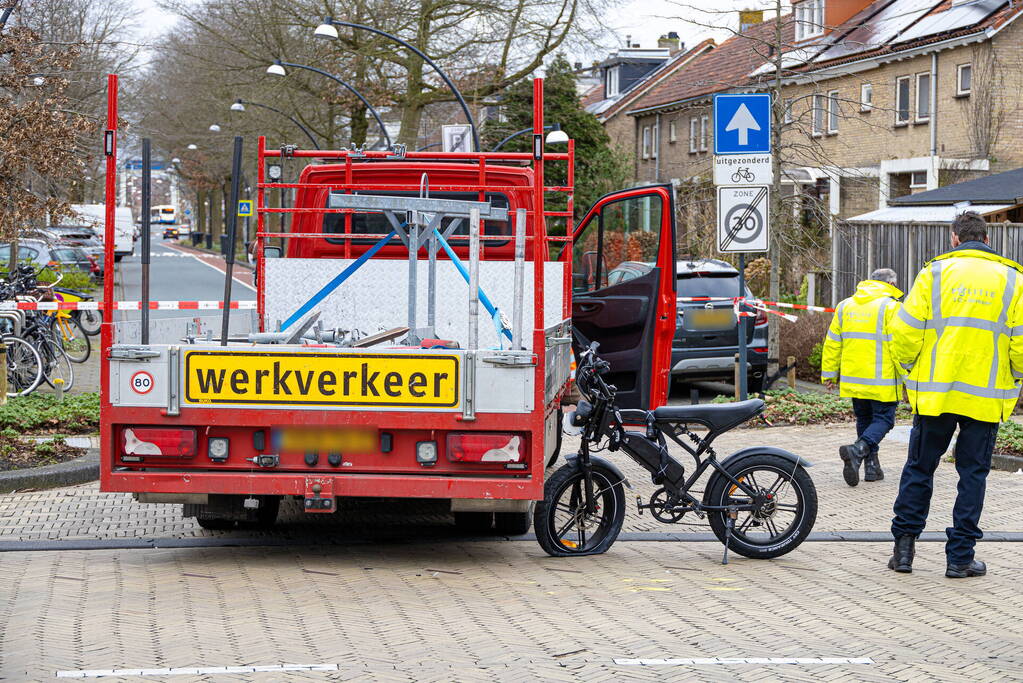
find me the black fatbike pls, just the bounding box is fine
[535,343,818,563]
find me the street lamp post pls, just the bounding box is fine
[314,17,479,152]
[267,60,391,148]
[230,99,321,149]
[492,123,568,151]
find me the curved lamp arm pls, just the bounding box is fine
[236,99,321,149]
[320,17,478,152]
[276,60,392,148]
[492,125,557,152]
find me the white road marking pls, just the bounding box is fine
[614,657,875,666]
[56,663,340,678]
[162,243,257,292]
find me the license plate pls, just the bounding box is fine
[686,309,734,331]
[183,351,460,408]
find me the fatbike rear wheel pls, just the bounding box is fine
[534,462,625,557]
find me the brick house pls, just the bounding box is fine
[621,0,1023,219]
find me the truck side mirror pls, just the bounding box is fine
[263,246,282,259]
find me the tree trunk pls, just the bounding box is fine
[210,187,222,242]
[768,0,784,379]
[351,102,369,147]
[398,0,431,146]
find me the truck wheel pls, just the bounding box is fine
[246,496,281,529]
[494,505,534,536]
[454,511,493,533]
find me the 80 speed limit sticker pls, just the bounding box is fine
[130,370,155,395]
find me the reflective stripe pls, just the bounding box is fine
[929,260,943,382]
[841,331,891,341]
[1013,368,1023,380]
[827,330,842,342]
[840,375,901,386]
[1011,324,1023,336]
[897,306,926,330]
[821,370,837,379]
[904,379,1021,401]
[990,266,1017,391]
[875,298,890,382]
[943,317,1007,334]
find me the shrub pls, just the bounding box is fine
[0,392,99,433]
[779,313,833,382]
[996,421,1023,457]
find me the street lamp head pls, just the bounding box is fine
[266,61,287,77]
[171,157,181,164]
[187,144,198,150]
[230,99,246,112]
[314,18,339,40]
[31,76,45,87]
[545,123,569,145]
[208,124,222,132]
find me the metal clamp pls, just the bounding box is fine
[545,336,572,348]
[481,352,537,367]
[109,345,160,361]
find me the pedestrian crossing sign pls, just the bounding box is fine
[237,200,253,217]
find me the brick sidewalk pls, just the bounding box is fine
[2,541,1021,681]
[2,423,1022,542]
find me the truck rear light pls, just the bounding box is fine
[207,437,229,462]
[122,427,197,459]
[416,440,438,466]
[447,433,522,463]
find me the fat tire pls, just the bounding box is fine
[705,453,817,560]
[534,462,626,557]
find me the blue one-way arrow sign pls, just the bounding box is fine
[714,93,771,155]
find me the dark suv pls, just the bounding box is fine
[606,258,769,392]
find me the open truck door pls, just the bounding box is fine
[569,185,676,410]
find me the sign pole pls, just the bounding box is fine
[220,136,243,346]
[141,138,151,345]
[737,253,748,400]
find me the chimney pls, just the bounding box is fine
[739,9,764,32]
[625,34,632,49]
[657,31,683,55]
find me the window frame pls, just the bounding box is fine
[699,114,709,151]
[956,63,972,97]
[606,66,620,98]
[642,126,651,159]
[895,75,911,126]
[795,0,825,41]
[812,93,826,136]
[915,72,931,122]
[783,98,793,124]
[668,119,677,143]
[910,170,928,189]
[689,117,698,153]
[651,122,659,158]
[860,83,873,112]
[827,89,840,134]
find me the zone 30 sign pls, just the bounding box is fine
[183,351,460,408]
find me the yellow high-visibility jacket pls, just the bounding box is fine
[821,279,904,401]
[890,244,1023,423]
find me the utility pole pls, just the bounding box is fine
[768,0,784,378]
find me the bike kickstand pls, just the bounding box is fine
[721,508,738,565]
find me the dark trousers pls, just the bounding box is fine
[891,413,997,564]
[851,398,897,452]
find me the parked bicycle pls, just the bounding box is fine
[535,343,818,563]
[54,286,101,337]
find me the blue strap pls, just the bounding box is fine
[281,229,397,330]
[433,229,513,342]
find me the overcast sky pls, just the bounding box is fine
[132,0,775,63]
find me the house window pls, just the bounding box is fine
[910,171,928,188]
[606,66,620,97]
[957,63,972,96]
[651,123,658,158]
[784,99,793,124]
[642,126,651,159]
[860,83,872,111]
[795,0,825,41]
[828,90,840,133]
[916,72,931,122]
[812,93,826,135]
[895,76,910,125]
[669,119,677,143]
[699,115,708,151]
[689,118,698,153]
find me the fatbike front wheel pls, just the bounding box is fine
[534,462,626,557]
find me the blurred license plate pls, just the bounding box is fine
[273,427,376,454]
[686,309,734,330]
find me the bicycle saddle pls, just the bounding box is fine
[652,399,765,433]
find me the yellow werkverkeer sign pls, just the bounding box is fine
[183,351,460,408]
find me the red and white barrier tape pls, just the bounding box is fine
[0,300,258,311]
[676,296,836,320]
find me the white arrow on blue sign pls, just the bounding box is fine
[713,93,772,155]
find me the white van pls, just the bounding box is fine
[67,204,135,262]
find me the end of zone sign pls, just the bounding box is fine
[717,185,769,253]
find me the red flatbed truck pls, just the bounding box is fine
[100,76,679,535]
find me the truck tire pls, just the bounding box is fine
[494,505,534,536]
[454,511,493,533]
[546,407,564,468]
[245,495,280,529]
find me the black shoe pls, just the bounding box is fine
[946,559,986,578]
[887,535,915,573]
[839,439,869,487]
[864,453,884,482]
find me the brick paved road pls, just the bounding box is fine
[3,423,1022,542]
[2,541,1022,681]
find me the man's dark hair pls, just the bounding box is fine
[952,211,988,242]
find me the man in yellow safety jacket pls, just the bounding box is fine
[821,269,903,486]
[889,211,1023,579]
